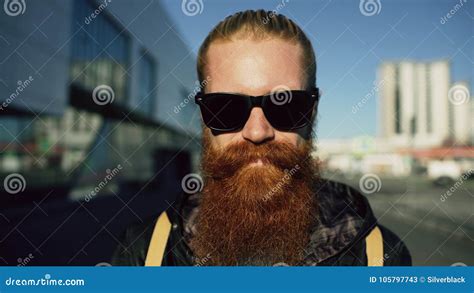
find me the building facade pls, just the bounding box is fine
[0,0,202,201]
[378,60,471,148]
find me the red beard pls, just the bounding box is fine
[189,132,319,266]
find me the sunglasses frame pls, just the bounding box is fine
[195,87,320,132]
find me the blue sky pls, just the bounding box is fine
[163,0,473,139]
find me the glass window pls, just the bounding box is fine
[70,0,130,104]
[137,51,156,117]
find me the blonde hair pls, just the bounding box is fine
[197,9,316,90]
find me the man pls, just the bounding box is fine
[112,10,411,266]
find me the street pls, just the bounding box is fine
[334,175,474,266]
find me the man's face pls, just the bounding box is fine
[190,38,318,265]
[204,38,309,148]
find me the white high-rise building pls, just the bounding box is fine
[378,60,471,148]
[450,81,472,145]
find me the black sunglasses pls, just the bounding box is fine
[195,87,320,132]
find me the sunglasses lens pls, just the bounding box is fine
[199,94,248,131]
[264,91,315,130]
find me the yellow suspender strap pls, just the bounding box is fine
[365,226,384,266]
[144,212,171,266]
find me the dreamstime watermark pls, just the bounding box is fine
[273,262,290,266]
[1,76,34,111]
[451,262,467,266]
[3,0,26,16]
[92,85,115,105]
[181,173,203,194]
[270,85,293,106]
[448,84,470,106]
[84,164,123,202]
[84,0,112,25]
[359,0,382,16]
[5,274,85,287]
[262,0,290,24]
[359,173,382,194]
[181,0,203,16]
[440,169,473,202]
[352,79,384,114]
[3,173,26,195]
[371,252,390,266]
[440,0,468,24]
[95,262,112,266]
[194,253,212,266]
[262,164,300,202]
[17,253,34,267]
[174,76,211,114]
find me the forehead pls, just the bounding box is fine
[205,38,305,94]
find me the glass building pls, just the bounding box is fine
[0,0,201,265]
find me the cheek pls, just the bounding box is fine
[275,131,301,147]
[211,132,238,149]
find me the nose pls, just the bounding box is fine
[241,107,275,144]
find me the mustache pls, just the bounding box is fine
[201,140,313,180]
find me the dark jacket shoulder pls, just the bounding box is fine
[111,215,157,266]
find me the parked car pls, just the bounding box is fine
[427,160,462,186]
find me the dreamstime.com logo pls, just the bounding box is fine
[262,0,290,24]
[352,79,385,114]
[17,253,34,266]
[181,0,203,16]
[451,262,467,266]
[359,0,382,16]
[181,173,203,194]
[359,173,382,195]
[3,173,26,195]
[92,85,115,105]
[3,0,26,16]
[371,252,390,266]
[262,164,300,202]
[194,253,212,266]
[270,85,293,106]
[5,274,85,287]
[174,76,211,114]
[440,0,468,24]
[448,84,470,106]
[83,164,123,202]
[0,76,34,111]
[440,169,473,202]
[84,0,112,25]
